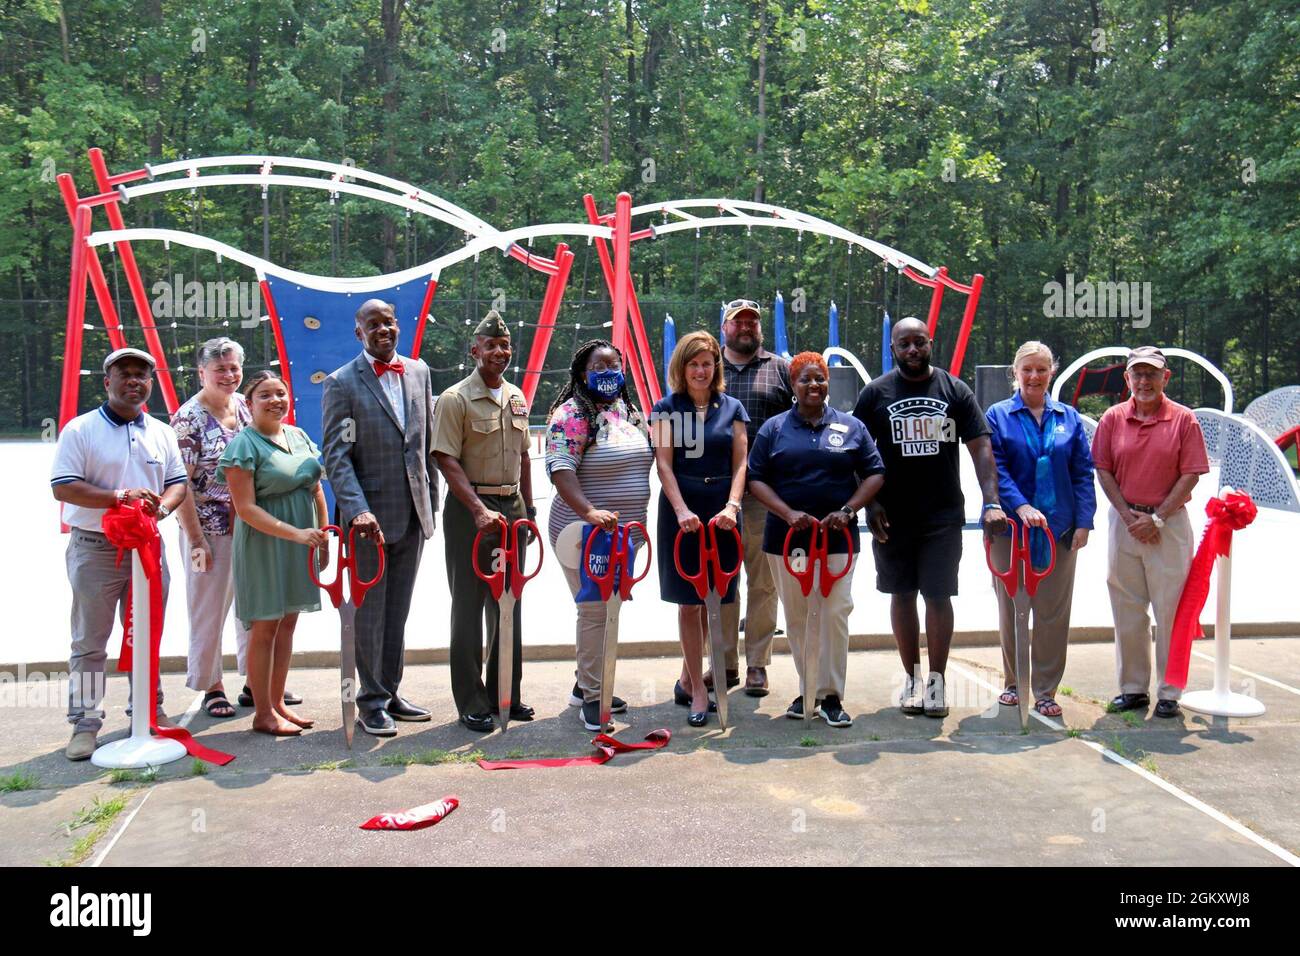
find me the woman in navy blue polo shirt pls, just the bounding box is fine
[985,341,1095,718]
[747,351,885,728]
[652,331,750,726]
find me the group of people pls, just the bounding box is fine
[51,294,1209,759]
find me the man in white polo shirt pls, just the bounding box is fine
[50,348,189,760]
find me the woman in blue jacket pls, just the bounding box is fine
[986,341,1096,717]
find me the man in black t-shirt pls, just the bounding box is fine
[853,317,1007,717]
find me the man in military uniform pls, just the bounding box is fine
[432,311,536,732]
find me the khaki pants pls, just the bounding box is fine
[1106,507,1194,701]
[720,494,779,670]
[182,530,250,691]
[767,552,855,701]
[561,565,612,704]
[992,534,1079,701]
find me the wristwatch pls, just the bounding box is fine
[839,505,856,517]
[526,505,538,520]
[157,504,171,519]
[1151,512,1165,529]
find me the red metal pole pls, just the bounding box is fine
[624,272,662,404]
[925,266,948,339]
[60,206,92,432]
[58,175,129,353]
[947,273,983,379]
[87,147,180,412]
[258,279,295,425]
[408,275,439,359]
[520,243,573,407]
[612,193,632,359]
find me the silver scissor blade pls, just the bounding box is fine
[497,594,516,733]
[340,605,357,749]
[1015,592,1032,729]
[705,596,728,729]
[802,585,820,725]
[599,597,621,731]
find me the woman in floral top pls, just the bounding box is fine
[171,337,264,717]
[545,340,654,732]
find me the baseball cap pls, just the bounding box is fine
[1126,346,1167,370]
[723,298,762,323]
[103,347,158,373]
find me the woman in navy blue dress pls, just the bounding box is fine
[652,332,750,726]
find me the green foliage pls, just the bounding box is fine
[2,0,1295,430]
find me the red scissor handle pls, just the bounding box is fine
[475,518,545,600]
[984,520,1056,598]
[346,523,385,608]
[583,522,651,601]
[782,521,855,597]
[309,525,345,608]
[673,517,743,601]
[308,523,385,608]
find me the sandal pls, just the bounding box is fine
[1033,697,1063,717]
[998,686,1019,707]
[203,690,236,718]
[238,685,303,707]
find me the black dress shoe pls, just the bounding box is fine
[687,711,709,727]
[1154,699,1182,719]
[459,712,495,733]
[674,681,716,711]
[386,697,432,721]
[1108,692,1150,712]
[490,702,536,721]
[357,709,397,737]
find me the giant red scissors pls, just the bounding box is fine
[472,516,544,732]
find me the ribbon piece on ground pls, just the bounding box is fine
[477,729,671,770]
[1166,490,1258,690]
[359,796,459,831]
[103,502,235,766]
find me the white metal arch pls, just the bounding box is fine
[632,198,937,277]
[144,155,495,234]
[85,223,614,293]
[1052,346,1234,414]
[823,346,873,387]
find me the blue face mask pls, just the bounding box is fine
[586,369,624,399]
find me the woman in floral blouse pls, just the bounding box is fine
[545,340,654,732]
[171,337,299,717]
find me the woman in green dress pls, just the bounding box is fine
[217,371,328,737]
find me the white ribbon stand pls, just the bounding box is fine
[91,550,188,768]
[1180,486,1266,718]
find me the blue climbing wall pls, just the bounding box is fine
[264,275,434,447]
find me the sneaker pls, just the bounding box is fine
[816,695,853,728]
[785,696,805,720]
[568,683,626,713]
[580,699,614,732]
[899,675,924,715]
[924,672,949,718]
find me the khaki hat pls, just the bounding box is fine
[722,298,762,323]
[103,347,157,373]
[473,310,510,338]
[1126,346,1167,370]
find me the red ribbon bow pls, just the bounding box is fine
[102,501,235,766]
[373,359,405,376]
[1166,491,1258,689]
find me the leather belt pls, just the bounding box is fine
[474,484,519,496]
[1125,502,1156,514]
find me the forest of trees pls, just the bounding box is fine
[1,0,1296,429]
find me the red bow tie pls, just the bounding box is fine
[373,359,405,377]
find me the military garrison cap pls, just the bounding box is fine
[474,310,510,338]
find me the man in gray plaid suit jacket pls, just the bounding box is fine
[321,299,440,736]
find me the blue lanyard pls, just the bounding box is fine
[1016,405,1058,569]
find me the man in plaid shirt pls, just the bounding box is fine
[716,298,792,697]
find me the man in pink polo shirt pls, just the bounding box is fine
[1092,346,1209,718]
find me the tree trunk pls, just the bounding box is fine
[380,0,404,273]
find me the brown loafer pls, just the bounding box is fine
[744,666,769,697]
[66,729,97,761]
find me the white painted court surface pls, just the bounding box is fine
[4,439,1298,669]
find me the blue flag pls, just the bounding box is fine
[774,291,791,359]
[827,300,843,365]
[881,310,893,373]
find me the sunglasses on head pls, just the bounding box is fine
[726,299,760,312]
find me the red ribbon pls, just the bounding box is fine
[359,795,459,831]
[477,729,671,770]
[102,502,235,766]
[1166,491,1258,690]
